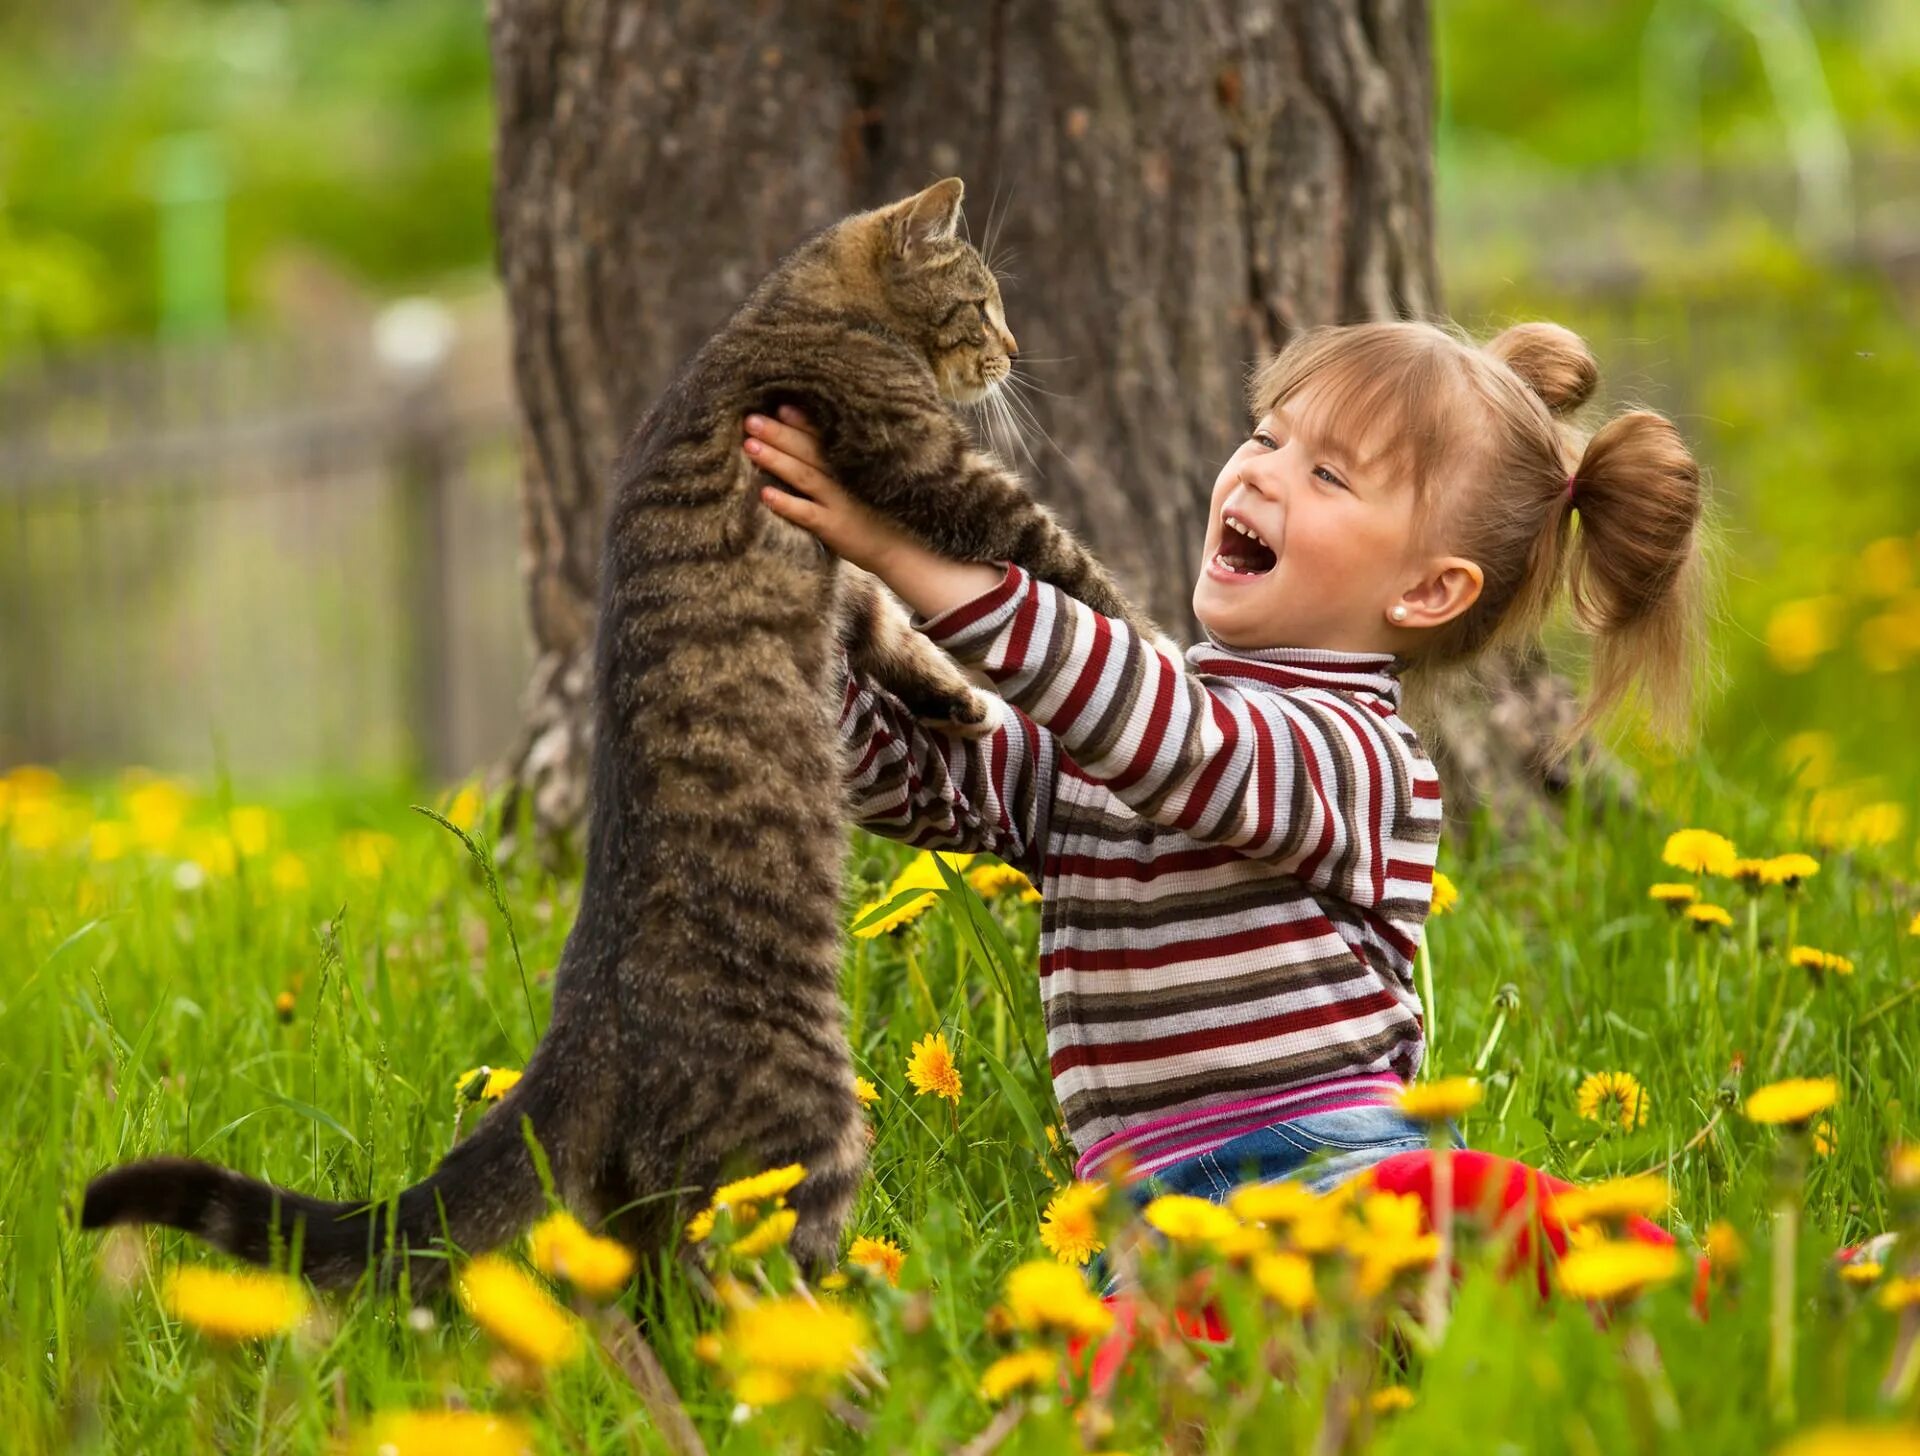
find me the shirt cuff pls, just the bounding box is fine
[913,561,1025,645]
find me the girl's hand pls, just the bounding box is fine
[743,406,1005,619]
[744,407,915,579]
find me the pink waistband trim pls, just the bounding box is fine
[1073,1072,1405,1183]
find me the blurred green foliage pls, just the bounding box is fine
[0,0,493,348]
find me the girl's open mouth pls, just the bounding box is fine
[1211,514,1277,577]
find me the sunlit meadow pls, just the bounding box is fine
[1,721,1917,1455]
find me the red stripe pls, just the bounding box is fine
[1248,699,1277,849]
[1358,905,1417,961]
[1387,858,1432,885]
[1047,844,1248,880]
[1049,988,1403,1074]
[1172,692,1240,832]
[987,722,1010,838]
[1037,916,1336,976]
[1321,696,1385,904]
[999,573,1041,676]
[922,562,1022,643]
[1284,709,1338,883]
[1051,609,1112,736]
[1106,647,1177,794]
[1412,774,1441,800]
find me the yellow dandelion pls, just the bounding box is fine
[1557,1240,1682,1302]
[162,1266,308,1341]
[269,853,310,892]
[1846,801,1905,848]
[455,1255,581,1368]
[1142,1194,1241,1246]
[445,783,486,831]
[1910,911,1920,937]
[1879,1277,1920,1311]
[1745,1077,1839,1126]
[731,1207,798,1259]
[1840,1261,1883,1288]
[1252,1250,1316,1312]
[905,1031,963,1105]
[1038,1181,1107,1265]
[1429,870,1459,916]
[853,1076,881,1109]
[1685,902,1734,931]
[89,820,132,863]
[1648,882,1699,910]
[1764,598,1838,674]
[1777,1427,1920,1456]
[1346,1191,1440,1297]
[273,990,296,1025]
[1705,1221,1745,1270]
[712,1164,807,1209]
[1397,1076,1481,1121]
[1288,1187,1363,1256]
[1213,1223,1274,1260]
[355,1410,533,1456]
[341,829,398,881]
[1553,1174,1669,1226]
[979,1348,1058,1402]
[1576,1071,1650,1130]
[1663,828,1738,876]
[853,851,971,937]
[966,862,1033,899]
[685,1207,716,1244]
[727,1295,867,1380]
[455,1066,522,1103]
[126,778,190,853]
[227,806,277,857]
[528,1212,634,1298]
[1370,1385,1416,1414]
[1760,853,1820,888]
[1003,1259,1113,1336]
[1788,945,1853,977]
[1228,1180,1320,1227]
[1813,1120,1836,1157]
[1727,857,1770,887]
[1891,1142,1920,1189]
[846,1235,906,1286]
[1019,885,1042,904]
[182,829,237,879]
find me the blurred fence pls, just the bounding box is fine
[0,317,529,782]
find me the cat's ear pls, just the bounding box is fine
[888,177,965,261]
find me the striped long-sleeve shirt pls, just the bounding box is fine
[840,563,1443,1180]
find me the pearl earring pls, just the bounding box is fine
[1390,605,1409,624]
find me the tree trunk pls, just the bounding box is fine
[487,0,1563,854]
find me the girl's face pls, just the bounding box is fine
[1192,381,1422,654]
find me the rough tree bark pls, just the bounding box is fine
[486,0,1578,853]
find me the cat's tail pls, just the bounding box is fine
[80,1063,564,1294]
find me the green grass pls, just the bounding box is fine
[1,757,1916,1454]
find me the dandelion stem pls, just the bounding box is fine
[1418,938,1438,1076]
[1424,1128,1453,1343]
[1768,1138,1805,1426]
[1472,1008,1508,1073]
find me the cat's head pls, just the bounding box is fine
[850,178,1017,405]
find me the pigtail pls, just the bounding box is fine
[1560,409,1712,746]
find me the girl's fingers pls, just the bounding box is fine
[744,412,829,472]
[775,404,821,439]
[759,484,818,528]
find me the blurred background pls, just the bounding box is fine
[1,1,1916,823]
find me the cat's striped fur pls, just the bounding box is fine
[81,178,1154,1291]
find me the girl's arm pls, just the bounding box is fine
[748,410,1437,897]
[838,648,1054,878]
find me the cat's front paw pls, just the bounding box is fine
[914,686,994,739]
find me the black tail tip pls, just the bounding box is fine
[80,1157,208,1230]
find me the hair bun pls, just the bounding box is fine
[1487,320,1598,416]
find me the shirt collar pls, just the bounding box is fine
[1185,637,1404,706]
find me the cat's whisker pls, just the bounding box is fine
[1006,368,1070,401]
[995,381,1072,473]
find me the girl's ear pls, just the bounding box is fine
[888,178,965,260]
[1393,557,1483,630]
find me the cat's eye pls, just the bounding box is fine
[975,300,991,323]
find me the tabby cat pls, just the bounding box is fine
[82,178,1154,1290]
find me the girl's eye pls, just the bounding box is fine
[1313,465,1347,489]
[1252,432,1279,450]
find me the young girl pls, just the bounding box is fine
[742,318,1706,1210]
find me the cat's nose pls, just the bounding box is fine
[1002,330,1018,359]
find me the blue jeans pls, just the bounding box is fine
[1087,1103,1453,1293]
[1139,1102,1444,1201]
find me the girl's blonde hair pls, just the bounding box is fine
[1248,318,1711,750]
